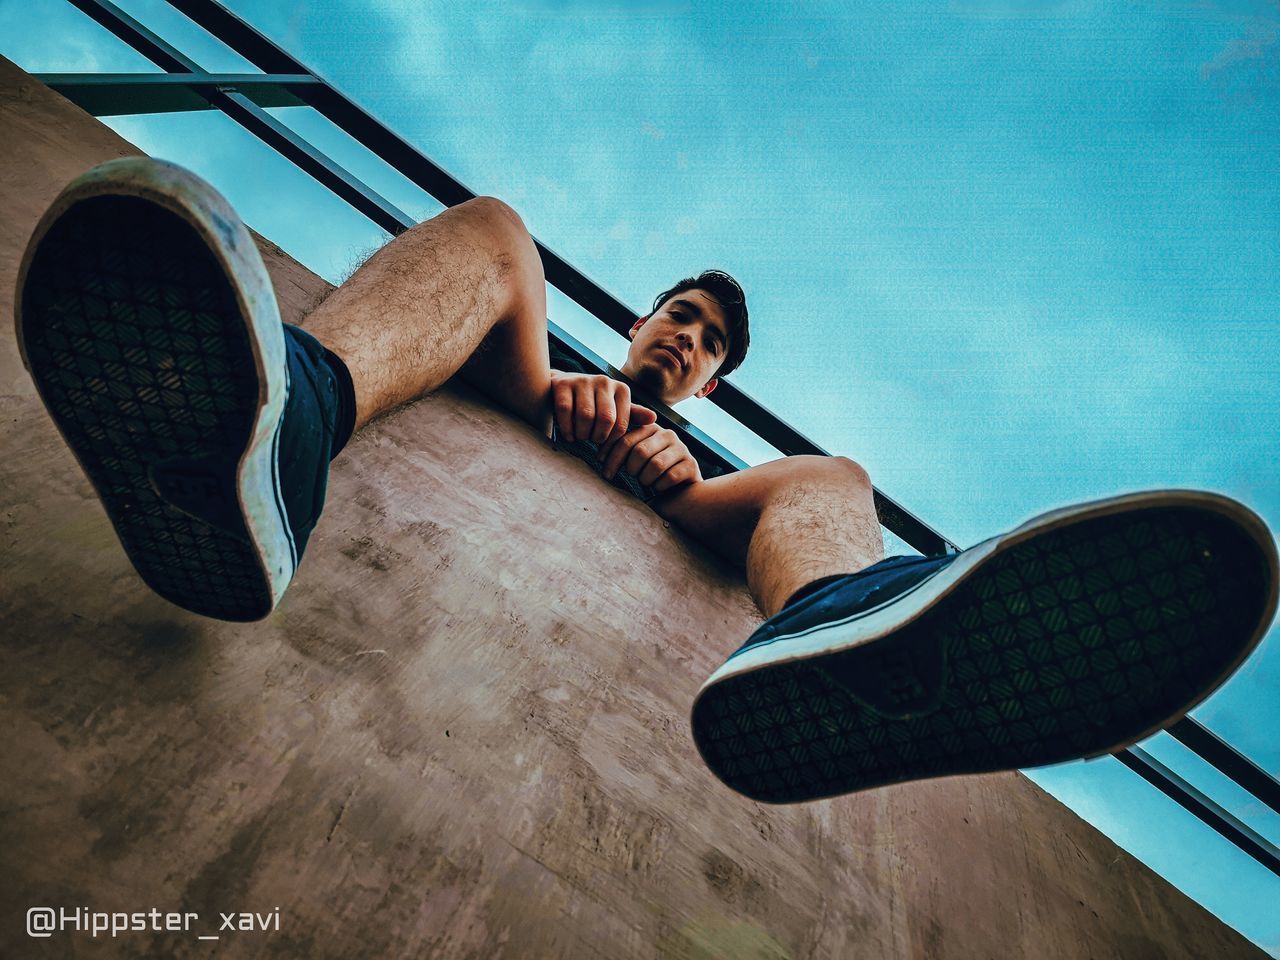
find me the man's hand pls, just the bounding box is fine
[599,423,703,493]
[549,371,657,443]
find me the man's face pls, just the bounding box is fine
[620,288,729,405]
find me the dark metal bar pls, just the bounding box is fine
[38,73,320,116]
[1168,717,1280,817]
[63,0,412,237]
[159,0,959,556]
[163,0,313,74]
[214,90,413,235]
[1114,746,1280,876]
[67,0,201,72]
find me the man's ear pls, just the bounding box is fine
[694,378,718,400]
[628,315,649,340]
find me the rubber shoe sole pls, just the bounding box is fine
[691,491,1278,803]
[15,158,293,622]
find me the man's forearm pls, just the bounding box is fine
[455,326,555,434]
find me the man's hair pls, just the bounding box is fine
[651,269,750,378]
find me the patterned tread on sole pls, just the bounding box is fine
[693,507,1270,803]
[21,196,273,621]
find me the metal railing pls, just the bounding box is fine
[30,0,1280,880]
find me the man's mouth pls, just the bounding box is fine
[655,345,684,370]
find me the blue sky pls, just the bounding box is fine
[3,0,1278,952]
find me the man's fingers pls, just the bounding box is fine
[636,446,683,487]
[605,382,633,444]
[549,371,657,445]
[602,423,656,479]
[600,428,640,479]
[552,381,576,442]
[604,420,627,446]
[601,425,702,492]
[623,431,673,481]
[630,404,658,427]
[652,460,700,493]
[572,387,597,443]
[590,382,617,443]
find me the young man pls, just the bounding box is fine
[16,158,1278,804]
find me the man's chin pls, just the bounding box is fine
[628,364,680,405]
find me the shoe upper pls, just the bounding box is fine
[738,553,960,658]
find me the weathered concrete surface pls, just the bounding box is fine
[0,56,1265,959]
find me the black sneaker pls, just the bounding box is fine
[691,491,1278,803]
[16,158,346,621]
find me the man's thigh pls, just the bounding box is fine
[305,197,551,429]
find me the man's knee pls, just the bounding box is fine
[827,455,872,488]
[459,197,538,267]
[463,195,527,237]
[717,454,871,514]
[783,454,871,490]
[453,196,544,310]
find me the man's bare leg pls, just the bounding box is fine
[654,455,884,617]
[682,462,1276,806]
[17,160,559,621]
[304,197,551,432]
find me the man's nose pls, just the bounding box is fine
[675,331,694,351]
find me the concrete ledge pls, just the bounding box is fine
[0,55,1264,959]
